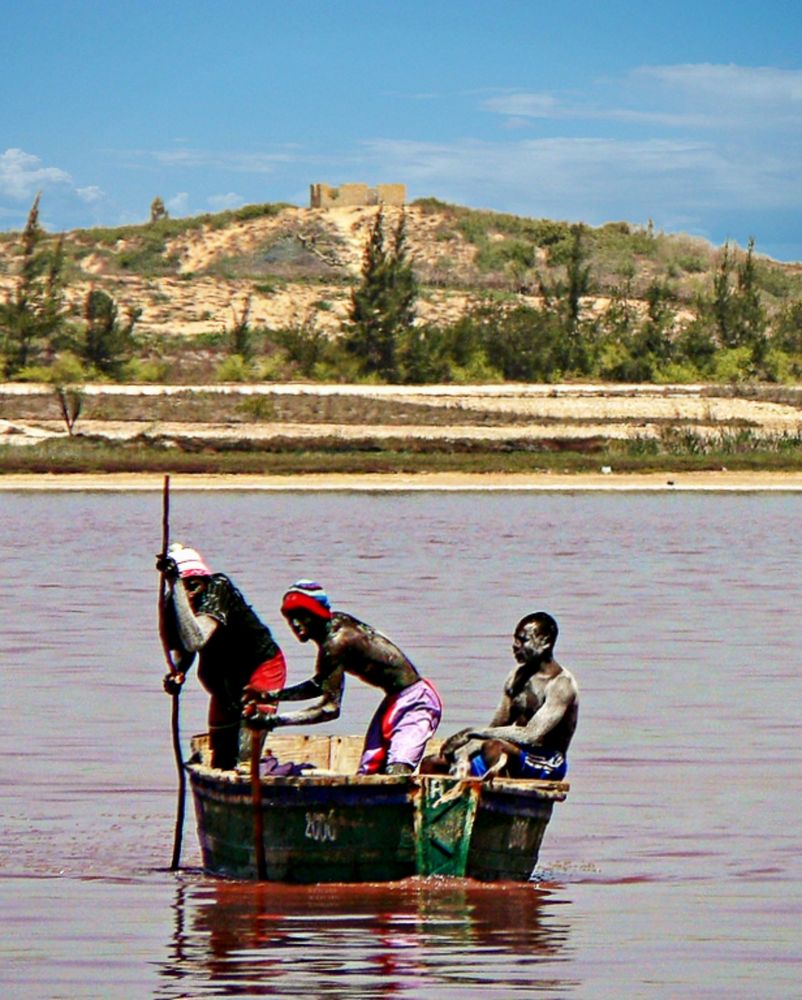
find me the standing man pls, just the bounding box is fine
[242,581,442,775]
[422,612,578,780]
[158,542,286,770]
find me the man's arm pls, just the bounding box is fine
[261,666,345,728]
[171,580,218,652]
[470,674,575,749]
[486,685,515,728]
[244,641,342,705]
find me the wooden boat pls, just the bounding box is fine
[186,732,568,883]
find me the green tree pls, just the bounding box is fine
[709,239,766,353]
[395,323,451,383]
[710,243,736,347]
[82,288,140,377]
[478,303,563,381]
[702,238,767,375]
[538,224,593,373]
[227,296,254,361]
[633,281,676,370]
[734,238,767,362]
[675,316,717,375]
[150,197,168,223]
[346,208,418,381]
[0,194,66,375]
[771,299,802,355]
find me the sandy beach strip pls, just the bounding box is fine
[2,470,802,491]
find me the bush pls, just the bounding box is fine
[121,357,172,383]
[236,395,276,420]
[652,361,703,385]
[12,365,54,383]
[48,353,88,384]
[216,355,256,382]
[445,353,504,384]
[711,347,754,382]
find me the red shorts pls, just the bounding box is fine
[208,650,287,728]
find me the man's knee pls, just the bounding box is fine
[479,738,521,775]
[386,762,414,776]
[419,754,449,774]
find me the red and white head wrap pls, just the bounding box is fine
[168,542,212,578]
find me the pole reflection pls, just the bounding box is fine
[157,874,574,998]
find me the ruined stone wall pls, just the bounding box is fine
[310,183,406,208]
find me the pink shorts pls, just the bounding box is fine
[358,678,443,775]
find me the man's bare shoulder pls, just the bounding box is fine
[323,614,364,653]
[548,663,579,698]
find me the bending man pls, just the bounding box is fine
[158,542,286,770]
[242,581,442,775]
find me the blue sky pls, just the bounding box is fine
[2,0,802,260]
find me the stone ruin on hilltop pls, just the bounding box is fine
[309,182,406,208]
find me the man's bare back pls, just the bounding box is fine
[321,613,421,695]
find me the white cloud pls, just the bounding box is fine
[208,192,245,211]
[0,148,71,199]
[76,185,105,204]
[150,149,297,173]
[361,134,802,228]
[481,64,802,133]
[166,192,190,215]
[635,64,802,104]
[482,93,564,119]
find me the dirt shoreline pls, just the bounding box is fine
[3,470,802,491]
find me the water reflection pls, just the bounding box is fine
[157,875,573,998]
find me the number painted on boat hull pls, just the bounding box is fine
[304,810,338,843]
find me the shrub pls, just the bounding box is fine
[216,355,255,382]
[237,395,276,420]
[121,357,172,383]
[711,346,754,382]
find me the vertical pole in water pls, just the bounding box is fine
[250,729,267,880]
[158,474,186,871]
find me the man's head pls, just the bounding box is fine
[513,612,558,665]
[168,542,212,579]
[281,580,332,642]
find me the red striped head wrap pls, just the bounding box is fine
[281,580,332,619]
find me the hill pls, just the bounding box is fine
[2,198,802,382]
[3,198,802,478]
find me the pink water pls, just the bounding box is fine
[1,489,800,998]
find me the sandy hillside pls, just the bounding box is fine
[0,205,483,339]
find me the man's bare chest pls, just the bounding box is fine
[509,684,546,724]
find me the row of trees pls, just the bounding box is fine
[342,219,797,384]
[0,196,139,380]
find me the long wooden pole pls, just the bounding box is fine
[250,729,267,880]
[158,474,186,871]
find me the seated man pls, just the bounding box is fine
[242,581,442,775]
[422,611,578,781]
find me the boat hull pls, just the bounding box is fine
[187,733,567,883]
[191,768,416,882]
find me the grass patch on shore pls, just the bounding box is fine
[2,431,802,476]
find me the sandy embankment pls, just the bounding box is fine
[3,470,802,492]
[2,382,802,490]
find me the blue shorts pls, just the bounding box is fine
[470,747,567,781]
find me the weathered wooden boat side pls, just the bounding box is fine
[190,767,416,882]
[187,733,568,883]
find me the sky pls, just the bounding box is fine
[2,0,802,260]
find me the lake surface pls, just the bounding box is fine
[1,488,800,998]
